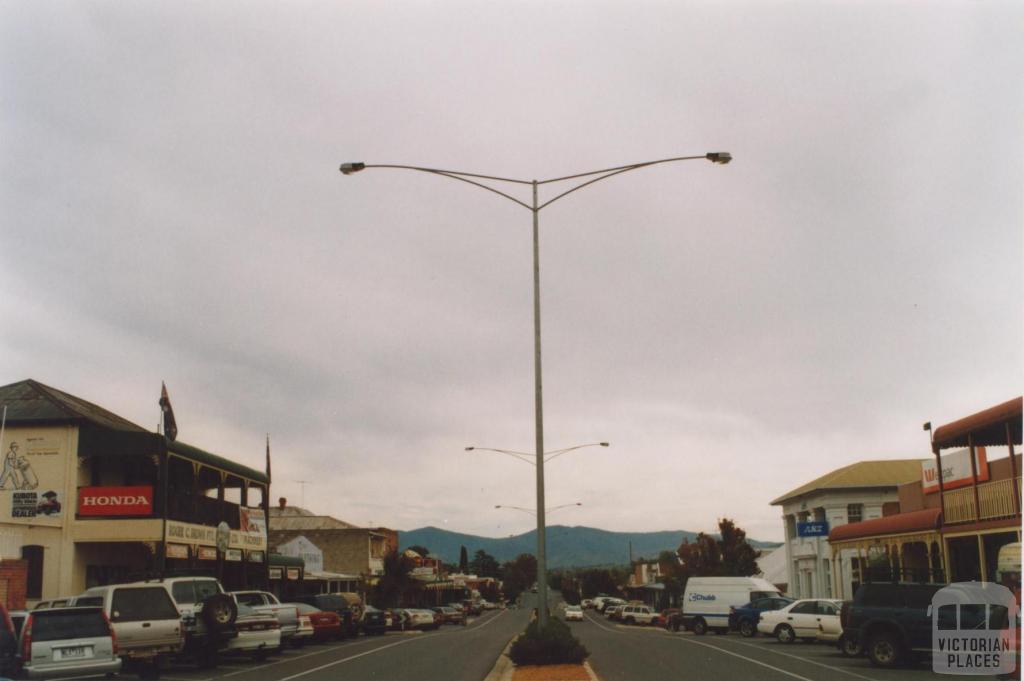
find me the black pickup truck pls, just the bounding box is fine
[842,582,944,668]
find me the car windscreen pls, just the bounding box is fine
[750,590,780,600]
[31,609,108,642]
[112,587,180,622]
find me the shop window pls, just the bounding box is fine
[22,545,43,599]
[847,504,863,524]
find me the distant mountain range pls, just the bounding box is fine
[399,525,782,569]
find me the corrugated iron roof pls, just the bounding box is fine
[770,459,925,506]
[932,397,1022,450]
[0,379,147,432]
[828,507,942,543]
[269,515,358,531]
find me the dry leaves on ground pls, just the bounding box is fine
[511,663,591,681]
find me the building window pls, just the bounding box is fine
[847,504,863,524]
[22,545,43,599]
[822,559,832,597]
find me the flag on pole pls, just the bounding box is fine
[159,382,178,441]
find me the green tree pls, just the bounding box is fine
[459,545,469,573]
[675,518,761,591]
[469,549,500,578]
[501,553,538,603]
[374,549,416,607]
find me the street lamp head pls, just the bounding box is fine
[339,162,366,175]
[599,442,610,447]
[705,152,732,165]
[465,446,475,451]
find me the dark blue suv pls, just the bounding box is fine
[729,596,794,637]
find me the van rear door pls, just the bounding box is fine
[110,586,182,654]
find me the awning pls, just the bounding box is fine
[932,397,1022,450]
[305,571,360,581]
[829,508,942,543]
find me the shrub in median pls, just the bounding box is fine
[508,617,589,666]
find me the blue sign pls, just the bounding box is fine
[797,521,829,537]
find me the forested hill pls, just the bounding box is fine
[399,525,781,569]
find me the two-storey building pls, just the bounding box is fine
[771,459,924,599]
[0,379,270,605]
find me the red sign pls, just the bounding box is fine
[78,486,154,516]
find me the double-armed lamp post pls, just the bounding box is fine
[339,152,731,626]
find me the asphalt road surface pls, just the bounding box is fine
[573,607,1008,681]
[153,606,526,681]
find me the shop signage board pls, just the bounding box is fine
[922,447,989,494]
[197,546,218,561]
[269,567,283,579]
[224,549,243,562]
[797,521,829,537]
[166,543,189,560]
[78,486,153,516]
[164,519,267,551]
[247,550,265,563]
[1,428,67,526]
[287,568,300,580]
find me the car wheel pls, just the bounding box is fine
[839,633,862,657]
[200,593,238,631]
[693,617,708,635]
[739,619,757,637]
[775,624,795,644]
[867,632,903,668]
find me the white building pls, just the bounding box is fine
[770,460,923,599]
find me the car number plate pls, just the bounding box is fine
[58,646,87,659]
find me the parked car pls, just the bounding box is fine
[836,601,862,657]
[231,591,299,645]
[842,582,945,668]
[296,594,357,637]
[599,598,625,613]
[18,606,121,679]
[293,603,341,641]
[31,600,69,611]
[564,605,584,622]
[0,605,17,678]
[606,605,625,621]
[222,604,280,662]
[404,609,440,630]
[682,577,782,635]
[161,575,238,667]
[75,581,185,679]
[290,611,314,647]
[757,598,843,644]
[729,596,795,637]
[432,606,466,626]
[360,606,389,635]
[581,599,594,609]
[620,604,662,626]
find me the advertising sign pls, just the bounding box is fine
[287,568,300,580]
[247,550,265,563]
[797,521,830,537]
[269,567,283,580]
[224,549,243,562]
[1,429,67,525]
[197,546,218,561]
[165,519,268,551]
[78,486,153,516]
[166,543,189,560]
[922,447,989,494]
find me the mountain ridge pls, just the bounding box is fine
[399,524,781,569]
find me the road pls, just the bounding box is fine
[153,606,526,681]
[573,607,1007,681]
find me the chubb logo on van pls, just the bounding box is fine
[689,593,716,602]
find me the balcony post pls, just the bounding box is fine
[1007,422,1020,517]
[968,434,981,522]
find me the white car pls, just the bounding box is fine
[564,605,584,621]
[404,609,440,630]
[224,604,281,660]
[757,598,843,643]
[581,599,594,609]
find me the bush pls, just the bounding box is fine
[508,618,589,666]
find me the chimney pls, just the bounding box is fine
[278,497,287,510]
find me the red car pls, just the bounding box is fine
[294,603,342,641]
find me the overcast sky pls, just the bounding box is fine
[2,1,1021,543]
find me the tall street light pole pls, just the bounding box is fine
[339,152,732,626]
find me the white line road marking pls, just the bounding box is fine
[714,639,883,681]
[676,636,819,681]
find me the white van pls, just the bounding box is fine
[681,577,781,635]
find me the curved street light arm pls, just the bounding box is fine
[343,163,533,210]
[543,442,609,463]
[466,446,535,466]
[538,154,709,184]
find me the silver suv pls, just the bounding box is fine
[18,606,121,679]
[75,582,183,679]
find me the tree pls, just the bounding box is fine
[374,549,416,607]
[675,518,761,591]
[469,549,500,578]
[501,553,538,603]
[459,545,469,573]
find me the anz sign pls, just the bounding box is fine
[796,521,829,537]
